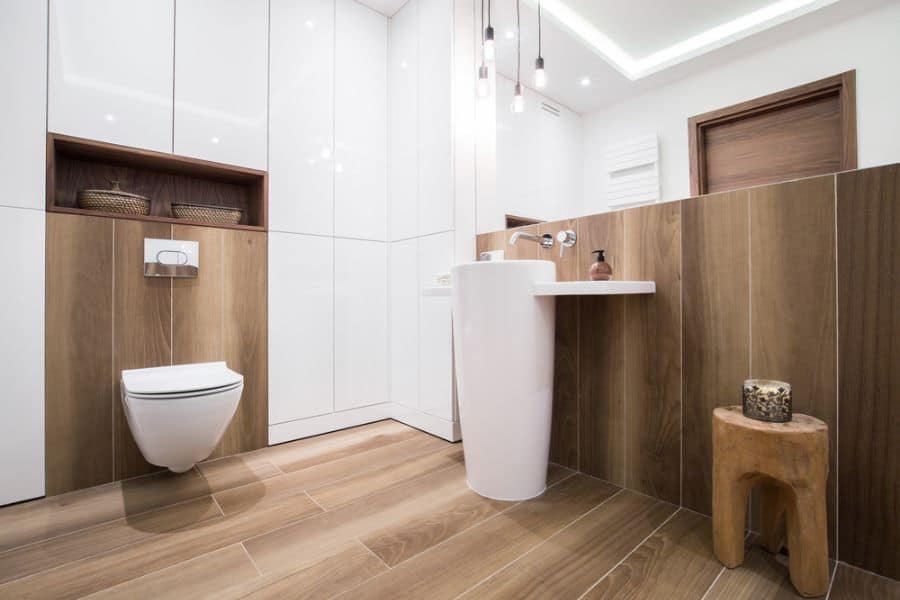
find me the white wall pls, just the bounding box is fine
[488,75,583,232]
[0,0,46,505]
[583,1,900,213]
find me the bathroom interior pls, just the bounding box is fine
[1,0,898,598]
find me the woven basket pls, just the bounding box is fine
[171,203,243,225]
[77,181,150,216]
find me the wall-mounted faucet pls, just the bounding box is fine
[556,229,577,257]
[509,231,554,249]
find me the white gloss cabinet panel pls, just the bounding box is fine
[269,0,334,236]
[334,0,388,241]
[418,232,454,420]
[388,0,418,241]
[0,207,45,505]
[417,0,453,236]
[1,0,46,211]
[390,239,419,409]
[49,0,173,153]
[268,233,334,425]
[334,239,389,410]
[174,0,268,169]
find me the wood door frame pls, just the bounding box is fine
[688,70,857,196]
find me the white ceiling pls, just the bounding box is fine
[489,0,892,114]
[356,0,408,17]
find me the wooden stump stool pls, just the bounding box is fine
[712,406,829,597]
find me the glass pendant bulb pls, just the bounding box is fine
[512,82,524,113]
[534,56,546,89]
[477,64,490,98]
[483,25,495,62]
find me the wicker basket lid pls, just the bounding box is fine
[78,180,148,201]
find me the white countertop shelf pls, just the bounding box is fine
[423,280,656,297]
[532,281,656,296]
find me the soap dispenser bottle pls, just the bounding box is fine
[589,250,613,281]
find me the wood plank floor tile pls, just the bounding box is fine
[584,509,721,599]
[0,496,220,585]
[216,434,448,515]
[0,485,320,599]
[0,448,289,555]
[337,474,620,600]
[217,542,387,600]
[829,563,900,600]
[196,453,282,493]
[244,463,472,574]
[82,543,258,600]
[704,543,833,599]
[361,488,509,567]
[459,490,675,600]
[307,443,462,509]
[260,420,416,473]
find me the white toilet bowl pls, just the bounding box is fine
[121,362,243,473]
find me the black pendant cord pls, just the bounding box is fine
[537,0,542,59]
[487,0,492,28]
[516,0,521,84]
[480,0,486,66]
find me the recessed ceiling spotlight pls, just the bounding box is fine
[400,60,409,69]
[304,19,314,29]
[335,163,344,173]
[580,77,591,87]
[320,148,332,159]
[505,30,515,39]
[104,113,115,122]
[211,136,220,144]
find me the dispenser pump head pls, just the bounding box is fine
[593,249,606,262]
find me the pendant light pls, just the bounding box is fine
[512,0,524,112]
[534,1,546,89]
[477,0,490,97]
[483,0,495,63]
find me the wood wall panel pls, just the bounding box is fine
[622,202,682,505]
[502,224,541,260]
[749,175,837,556]
[681,191,750,515]
[540,220,580,467]
[45,214,114,495]
[475,230,505,258]
[113,220,173,480]
[577,212,625,483]
[836,165,900,579]
[173,225,224,364]
[217,230,268,458]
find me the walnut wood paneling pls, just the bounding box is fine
[45,213,114,495]
[681,190,750,515]
[622,201,682,505]
[539,220,580,467]
[836,165,900,579]
[113,219,173,480]
[173,225,224,364]
[48,133,267,230]
[475,230,505,258]
[830,563,900,600]
[577,211,625,483]
[749,175,837,556]
[217,230,268,458]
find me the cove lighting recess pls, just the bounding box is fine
[527,0,838,80]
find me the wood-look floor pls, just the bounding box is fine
[0,421,895,599]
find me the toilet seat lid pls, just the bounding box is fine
[122,362,243,396]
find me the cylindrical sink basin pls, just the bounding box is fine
[451,260,556,501]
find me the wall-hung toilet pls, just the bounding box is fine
[121,362,244,473]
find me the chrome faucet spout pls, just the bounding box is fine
[509,232,554,249]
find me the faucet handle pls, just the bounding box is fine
[556,229,577,257]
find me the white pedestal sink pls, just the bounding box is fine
[451,260,557,501]
[439,261,654,501]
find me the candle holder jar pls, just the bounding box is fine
[742,379,792,422]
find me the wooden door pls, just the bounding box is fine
[688,71,856,195]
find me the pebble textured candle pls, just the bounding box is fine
[742,379,792,422]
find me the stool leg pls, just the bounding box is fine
[758,483,787,554]
[786,487,830,597]
[713,470,751,568]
